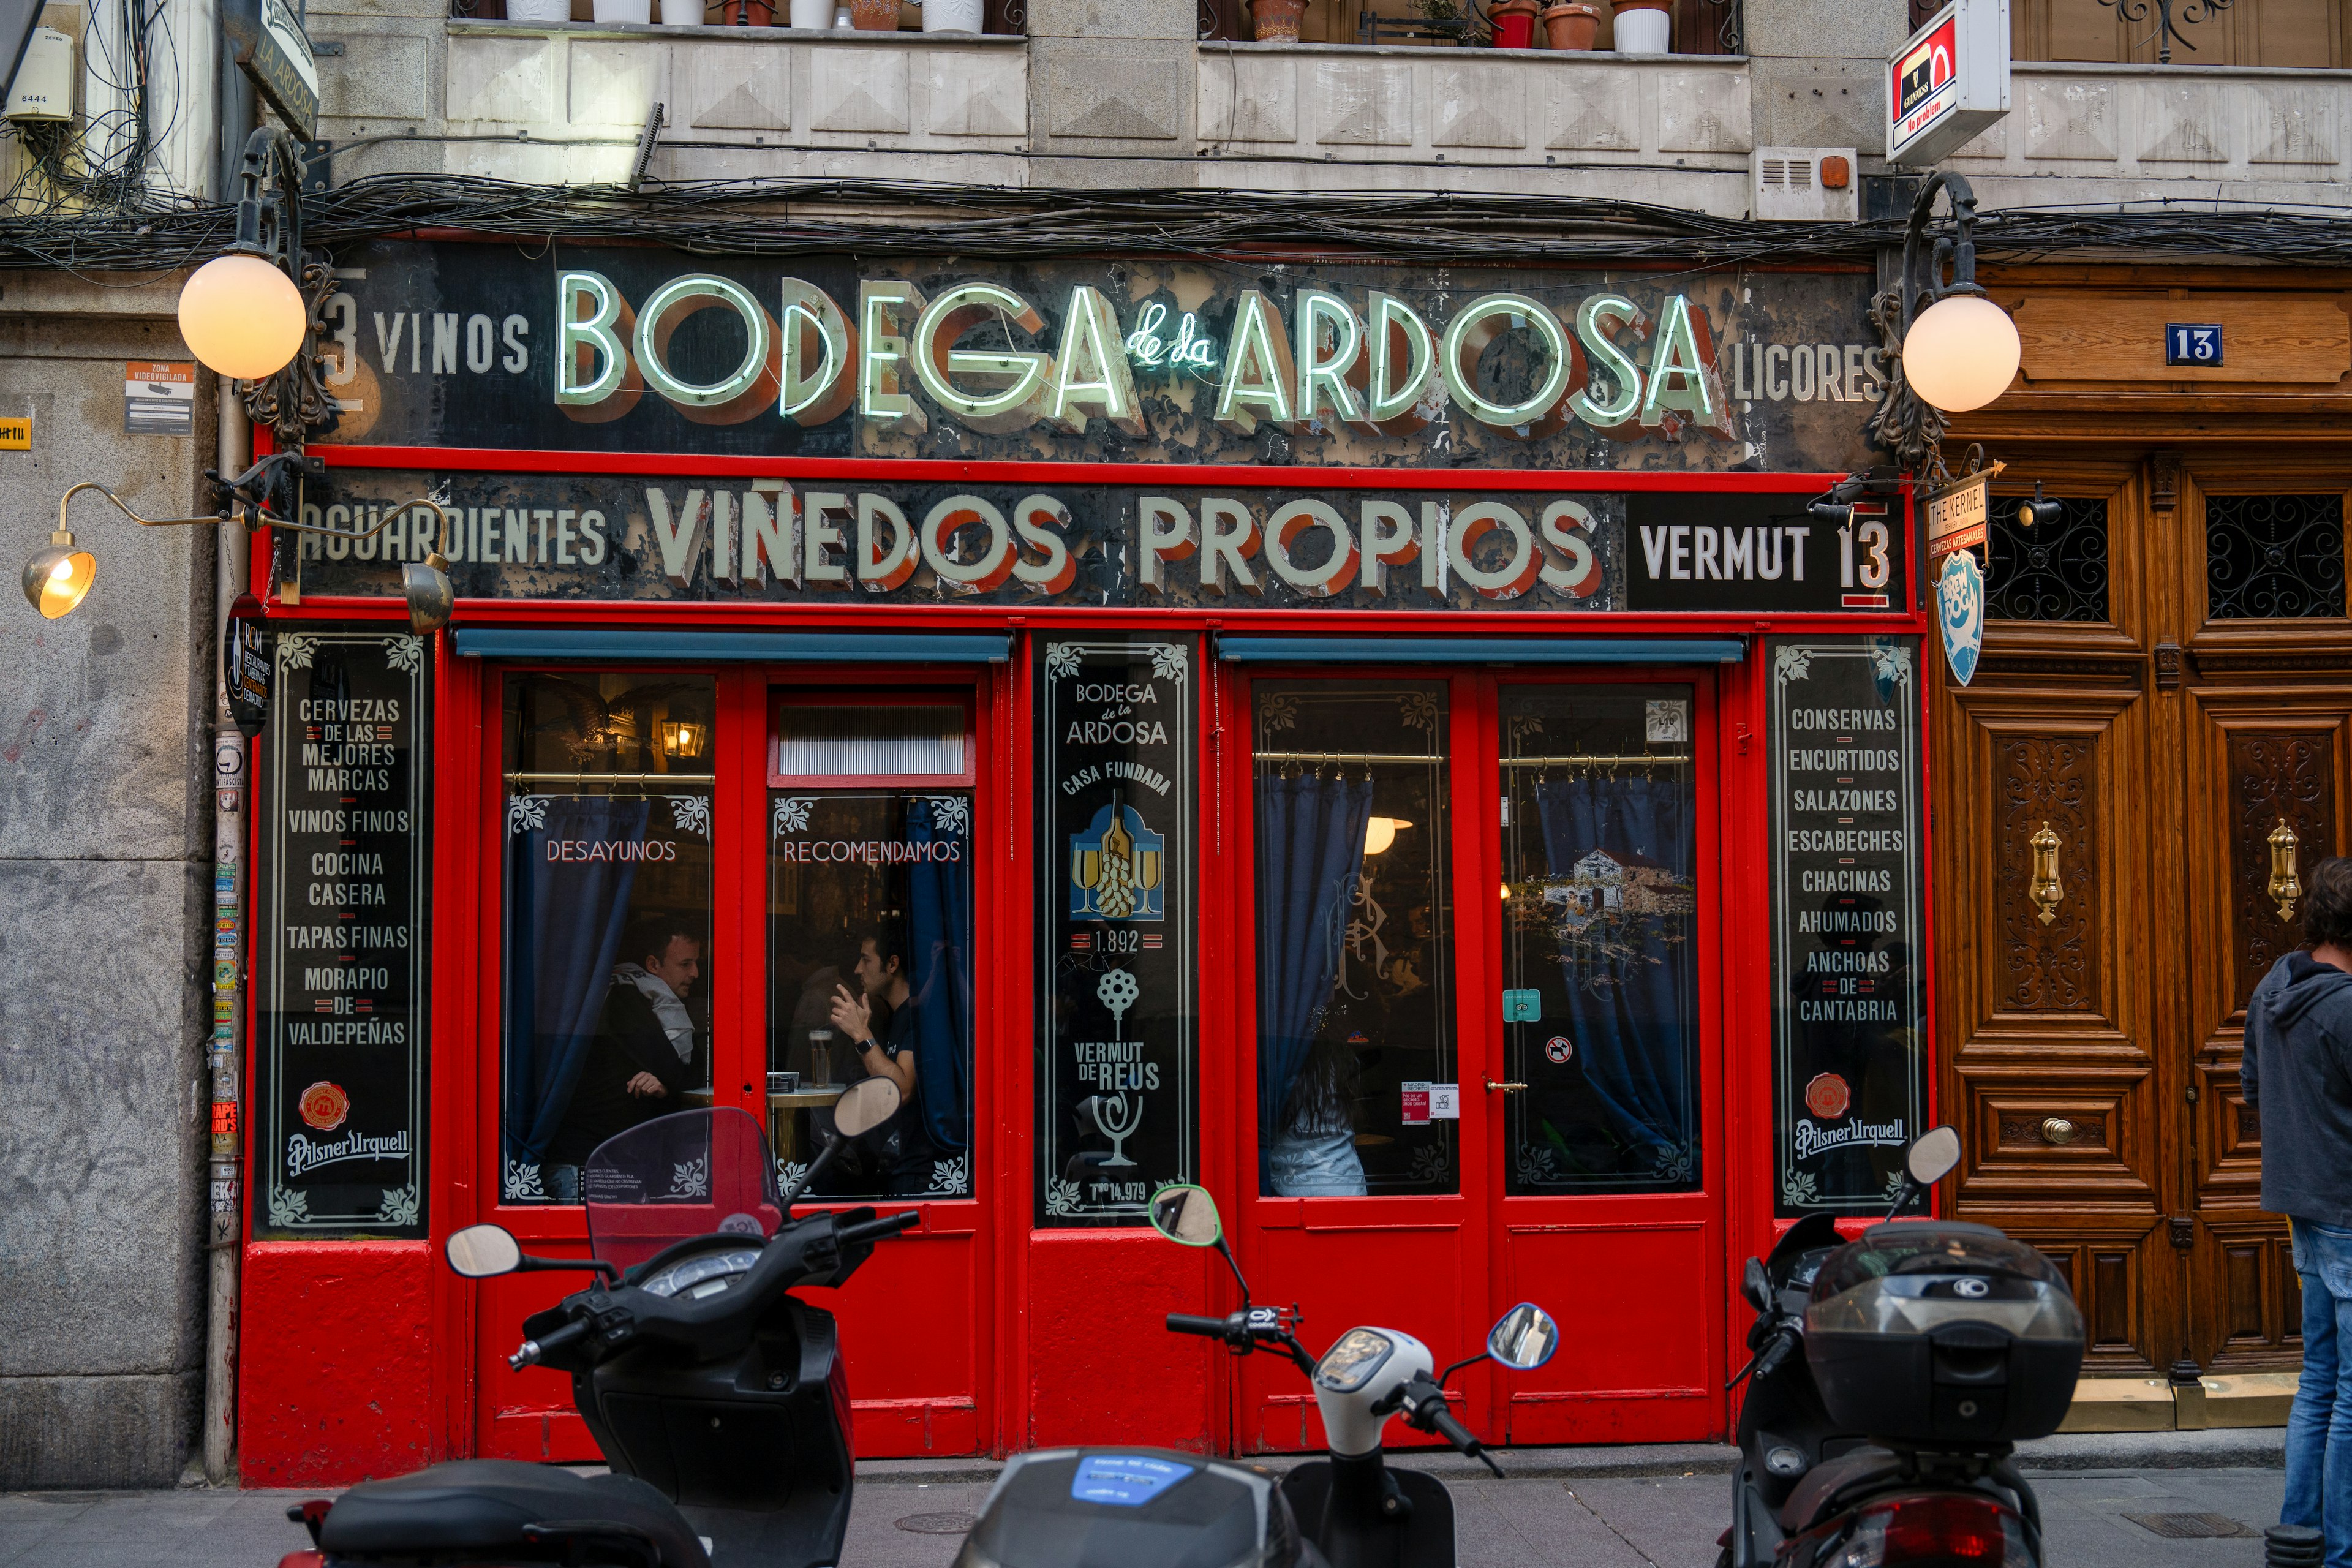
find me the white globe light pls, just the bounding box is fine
[1901,293,2021,414]
[178,254,309,380]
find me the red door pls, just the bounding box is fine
[469,662,998,1460]
[1227,667,1726,1452]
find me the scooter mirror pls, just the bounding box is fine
[1148,1183,1223,1248]
[1743,1256,1772,1313]
[1487,1302,1559,1370]
[446,1223,522,1279]
[832,1077,903,1139]
[1905,1125,1961,1187]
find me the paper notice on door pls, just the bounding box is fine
[1429,1084,1460,1120]
[1401,1082,1431,1125]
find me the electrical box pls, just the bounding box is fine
[4,25,73,122]
[1751,148,1860,223]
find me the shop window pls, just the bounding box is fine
[775,700,968,778]
[1252,682,1457,1197]
[499,673,717,1206]
[769,789,974,1201]
[1501,685,1701,1194]
[1987,496,2109,623]
[2206,494,2347,621]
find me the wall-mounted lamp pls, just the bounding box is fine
[1866,172,2024,479]
[2016,483,2064,529]
[1363,816,1413,855]
[177,127,331,424]
[23,478,454,635]
[662,718,709,760]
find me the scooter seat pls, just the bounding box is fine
[317,1458,710,1567]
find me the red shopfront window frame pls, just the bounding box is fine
[769,686,979,790]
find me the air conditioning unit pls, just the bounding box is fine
[1751,146,1858,223]
[5,26,74,123]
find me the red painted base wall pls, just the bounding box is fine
[1027,1230,1221,1452]
[239,1242,435,1488]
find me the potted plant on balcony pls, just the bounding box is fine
[1249,0,1308,41]
[849,0,897,26]
[1610,0,1669,50]
[1540,0,1599,45]
[1488,0,1539,45]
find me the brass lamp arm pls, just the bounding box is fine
[58,481,451,556]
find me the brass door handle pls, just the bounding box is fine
[2271,818,2302,922]
[1485,1077,1529,1093]
[2028,822,2064,926]
[2041,1117,2076,1146]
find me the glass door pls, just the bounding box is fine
[1490,678,1724,1444]
[1232,669,1724,1453]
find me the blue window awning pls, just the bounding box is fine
[452,630,1011,664]
[1213,636,1746,665]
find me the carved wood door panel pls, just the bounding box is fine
[2180,694,2351,1367]
[1940,681,2168,1372]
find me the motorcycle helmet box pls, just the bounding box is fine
[1804,1221,2085,1446]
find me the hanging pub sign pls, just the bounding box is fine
[311,241,1889,473]
[1766,638,1926,1217]
[1937,552,1984,685]
[1887,0,2009,167]
[1035,636,1197,1227]
[287,473,1910,617]
[221,0,318,141]
[1924,461,1999,559]
[222,592,273,737]
[254,627,431,1237]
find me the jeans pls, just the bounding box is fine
[1262,1129,1368,1196]
[2285,1216,2352,1568]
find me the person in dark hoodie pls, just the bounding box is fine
[2246,855,2352,1567]
[546,914,708,1177]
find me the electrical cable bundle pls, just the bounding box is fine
[5,171,2352,273]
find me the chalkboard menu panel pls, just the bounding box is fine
[255,628,431,1237]
[1035,637,1197,1227]
[1768,638,1926,1217]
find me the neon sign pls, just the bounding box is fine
[549,274,1735,444]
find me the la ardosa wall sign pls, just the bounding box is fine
[315,242,1890,473]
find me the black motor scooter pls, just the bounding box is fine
[279,1083,914,1568]
[954,1183,1559,1568]
[1724,1126,2086,1568]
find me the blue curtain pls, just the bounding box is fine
[905,799,972,1154]
[503,797,650,1167]
[1534,774,1691,1159]
[1256,772,1376,1137]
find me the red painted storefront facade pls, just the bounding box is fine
[230,241,1934,1485]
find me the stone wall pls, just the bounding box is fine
[0,274,216,1488]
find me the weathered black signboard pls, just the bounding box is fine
[1035,637,1196,1227]
[288,472,1908,616]
[312,240,1885,473]
[1766,638,1926,1216]
[255,628,430,1237]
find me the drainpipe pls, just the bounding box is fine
[203,47,257,1484]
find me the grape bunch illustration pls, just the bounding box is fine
[1097,851,1137,918]
[1096,968,1140,1041]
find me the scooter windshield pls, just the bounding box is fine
[584,1107,783,1272]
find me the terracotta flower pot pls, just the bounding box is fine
[1609,0,1670,49]
[849,0,897,28]
[1488,0,1539,46]
[1540,0,1600,47]
[1250,0,1306,41]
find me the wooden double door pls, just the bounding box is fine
[1936,447,2352,1380]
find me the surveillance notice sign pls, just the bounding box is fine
[124,361,193,437]
[1034,636,1197,1228]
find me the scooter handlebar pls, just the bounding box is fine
[1166,1312,1236,1340]
[510,1316,592,1370]
[836,1210,921,1248]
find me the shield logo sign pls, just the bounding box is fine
[1939,551,1985,685]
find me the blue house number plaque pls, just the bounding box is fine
[2166,323,2223,366]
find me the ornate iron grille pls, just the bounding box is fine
[1988,496,2109,622]
[2207,494,2346,620]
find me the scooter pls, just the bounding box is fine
[1723,1126,2085,1568]
[954,1183,1558,1568]
[279,1080,914,1568]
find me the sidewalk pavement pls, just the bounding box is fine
[0,1432,2287,1568]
